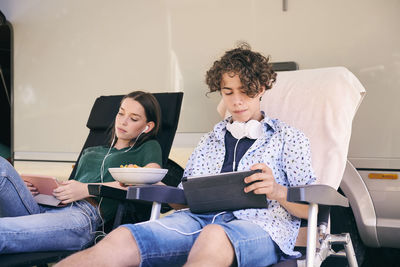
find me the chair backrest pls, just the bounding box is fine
[218,67,365,189]
[69,92,183,179]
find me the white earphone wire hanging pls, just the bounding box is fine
[148,211,227,236]
[100,126,147,179]
[96,126,148,237]
[232,138,241,172]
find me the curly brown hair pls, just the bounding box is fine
[206,42,277,97]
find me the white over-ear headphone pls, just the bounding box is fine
[226,120,263,140]
[226,120,263,171]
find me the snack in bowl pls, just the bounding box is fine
[120,164,142,168]
[109,167,168,185]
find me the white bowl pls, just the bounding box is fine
[109,167,168,185]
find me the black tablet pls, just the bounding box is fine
[182,170,267,213]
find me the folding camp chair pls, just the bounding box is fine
[0,92,184,267]
[260,67,365,267]
[218,66,366,267]
[89,67,365,267]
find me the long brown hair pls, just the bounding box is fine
[109,91,161,148]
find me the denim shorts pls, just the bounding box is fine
[122,209,279,267]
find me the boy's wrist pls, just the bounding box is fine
[275,184,288,203]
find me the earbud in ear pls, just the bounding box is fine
[143,125,149,132]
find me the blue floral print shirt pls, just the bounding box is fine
[181,113,316,256]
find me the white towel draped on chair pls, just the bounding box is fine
[218,67,366,189]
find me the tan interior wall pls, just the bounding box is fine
[0,0,399,169]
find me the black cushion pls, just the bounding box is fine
[86,95,123,130]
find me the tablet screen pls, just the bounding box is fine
[20,174,59,195]
[182,169,267,213]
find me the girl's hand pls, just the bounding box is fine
[143,163,161,169]
[24,181,39,196]
[243,163,286,202]
[52,180,89,204]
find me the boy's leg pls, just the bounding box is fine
[60,211,277,267]
[187,217,279,267]
[125,210,203,266]
[0,157,41,216]
[185,224,236,267]
[59,210,205,267]
[55,227,141,267]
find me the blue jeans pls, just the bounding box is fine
[0,157,102,253]
[123,209,279,267]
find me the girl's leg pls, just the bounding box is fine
[0,157,41,217]
[0,200,101,253]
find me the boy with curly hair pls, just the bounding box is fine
[57,43,316,267]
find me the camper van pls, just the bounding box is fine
[0,1,399,266]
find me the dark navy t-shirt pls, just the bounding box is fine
[221,131,256,173]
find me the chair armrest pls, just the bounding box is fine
[88,184,127,200]
[287,184,349,207]
[288,185,349,267]
[126,185,187,205]
[88,184,186,204]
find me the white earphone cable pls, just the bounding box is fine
[149,211,227,236]
[232,138,241,172]
[69,200,107,244]
[94,126,147,238]
[123,129,145,154]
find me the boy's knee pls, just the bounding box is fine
[200,224,227,239]
[101,227,134,248]
[197,224,233,251]
[98,226,141,266]
[187,224,235,266]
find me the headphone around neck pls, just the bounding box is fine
[226,120,263,140]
